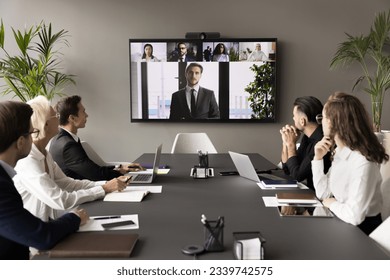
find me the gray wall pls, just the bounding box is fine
[1,0,389,164]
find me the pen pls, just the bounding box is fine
[92,215,121,220]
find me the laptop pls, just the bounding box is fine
[229,151,297,185]
[228,151,261,183]
[127,144,162,184]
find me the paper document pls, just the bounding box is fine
[262,196,322,207]
[79,214,139,232]
[257,182,307,190]
[103,186,162,202]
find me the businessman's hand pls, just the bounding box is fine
[116,163,146,174]
[280,125,300,146]
[74,208,89,226]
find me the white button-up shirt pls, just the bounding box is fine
[14,144,106,221]
[312,146,383,226]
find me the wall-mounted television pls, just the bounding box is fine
[129,38,277,123]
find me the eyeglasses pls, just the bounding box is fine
[315,114,323,125]
[49,113,60,119]
[24,128,40,138]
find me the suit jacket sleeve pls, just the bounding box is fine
[208,89,220,119]
[62,140,121,181]
[0,168,80,252]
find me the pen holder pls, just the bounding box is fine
[203,220,224,252]
[198,153,209,168]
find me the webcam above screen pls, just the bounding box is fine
[185,32,221,40]
[129,37,277,123]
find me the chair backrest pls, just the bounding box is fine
[369,216,390,256]
[81,141,107,166]
[171,133,217,154]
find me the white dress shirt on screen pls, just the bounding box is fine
[312,146,382,226]
[13,144,106,221]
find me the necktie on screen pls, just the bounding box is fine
[191,89,196,117]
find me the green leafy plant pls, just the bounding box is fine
[330,9,390,132]
[245,62,275,119]
[0,20,75,102]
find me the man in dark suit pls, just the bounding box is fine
[0,100,88,259]
[279,96,331,190]
[49,95,143,181]
[169,42,196,62]
[169,63,220,120]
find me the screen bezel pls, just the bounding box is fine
[129,38,277,123]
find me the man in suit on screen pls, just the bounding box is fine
[169,63,220,120]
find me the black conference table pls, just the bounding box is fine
[78,153,389,260]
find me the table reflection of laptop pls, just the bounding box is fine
[127,144,162,184]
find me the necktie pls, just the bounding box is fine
[179,57,183,62]
[191,89,196,117]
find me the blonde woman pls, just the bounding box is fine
[14,96,128,222]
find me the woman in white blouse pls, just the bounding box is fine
[312,92,388,234]
[13,96,128,222]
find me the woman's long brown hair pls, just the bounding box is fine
[325,92,388,164]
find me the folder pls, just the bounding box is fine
[276,192,318,204]
[48,232,138,258]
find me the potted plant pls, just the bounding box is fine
[0,20,75,102]
[330,9,390,132]
[245,62,276,119]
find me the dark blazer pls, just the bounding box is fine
[49,129,121,181]
[169,87,220,120]
[169,53,196,62]
[282,125,331,190]
[0,165,80,259]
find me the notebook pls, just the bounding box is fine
[127,144,162,184]
[48,232,139,258]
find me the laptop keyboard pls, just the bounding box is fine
[132,174,152,182]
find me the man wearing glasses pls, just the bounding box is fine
[170,42,196,62]
[279,96,331,190]
[0,100,88,259]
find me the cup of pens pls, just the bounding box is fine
[201,214,224,252]
[198,150,209,168]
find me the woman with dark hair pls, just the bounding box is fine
[141,43,159,62]
[313,92,388,235]
[212,43,229,62]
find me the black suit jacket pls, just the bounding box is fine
[0,165,80,259]
[169,87,220,120]
[49,129,121,181]
[282,125,332,190]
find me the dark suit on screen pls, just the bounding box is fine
[169,53,196,62]
[169,87,220,120]
[0,165,80,259]
[49,128,121,181]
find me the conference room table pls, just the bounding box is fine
[79,153,388,260]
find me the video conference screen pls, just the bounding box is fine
[129,38,277,123]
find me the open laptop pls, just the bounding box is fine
[228,151,261,183]
[229,151,294,184]
[127,144,162,184]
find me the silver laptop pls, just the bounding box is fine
[128,144,162,184]
[228,151,261,183]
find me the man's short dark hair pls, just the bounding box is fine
[55,95,82,126]
[0,101,33,153]
[186,62,203,74]
[294,96,323,123]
